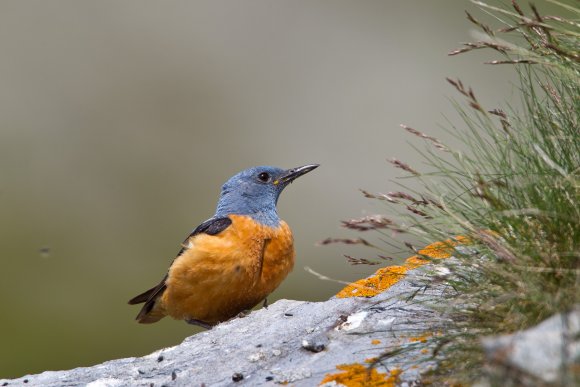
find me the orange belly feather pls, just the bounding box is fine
[161,215,294,324]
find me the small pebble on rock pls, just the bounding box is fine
[301,338,325,353]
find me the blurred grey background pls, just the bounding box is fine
[0,0,551,378]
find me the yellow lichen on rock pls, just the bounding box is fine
[319,363,401,387]
[409,333,432,343]
[417,237,464,259]
[335,265,408,298]
[405,255,429,269]
[336,236,468,298]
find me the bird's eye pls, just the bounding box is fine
[257,172,270,182]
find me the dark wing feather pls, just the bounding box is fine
[174,217,233,257]
[128,217,232,320]
[195,216,233,235]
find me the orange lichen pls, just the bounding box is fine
[453,235,471,244]
[409,333,432,343]
[421,348,430,354]
[336,265,408,298]
[418,237,466,258]
[405,255,429,268]
[365,357,379,363]
[336,236,468,298]
[320,364,402,387]
[371,339,381,345]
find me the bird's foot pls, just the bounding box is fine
[262,298,269,309]
[236,309,252,319]
[185,318,213,330]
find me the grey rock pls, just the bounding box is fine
[1,265,454,387]
[482,307,580,385]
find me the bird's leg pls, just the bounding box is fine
[262,298,269,309]
[185,318,213,330]
[236,309,252,319]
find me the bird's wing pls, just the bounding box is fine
[174,216,233,258]
[127,217,233,313]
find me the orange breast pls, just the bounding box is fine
[161,215,294,324]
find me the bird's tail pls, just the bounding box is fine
[135,304,166,324]
[128,282,168,324]
[128,286,157,305]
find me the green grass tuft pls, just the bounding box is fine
[339,0,579,383]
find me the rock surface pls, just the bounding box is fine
[482,307,580,386]
[1,265,452,387]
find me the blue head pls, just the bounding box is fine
[214,164,319,227]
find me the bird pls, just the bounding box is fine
[128,164,319,328]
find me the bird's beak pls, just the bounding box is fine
[275,164,319,185]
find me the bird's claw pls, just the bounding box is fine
[185,318,213,329]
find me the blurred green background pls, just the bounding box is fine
[1,0,557,379]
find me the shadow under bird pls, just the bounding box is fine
[128,164,319,328]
